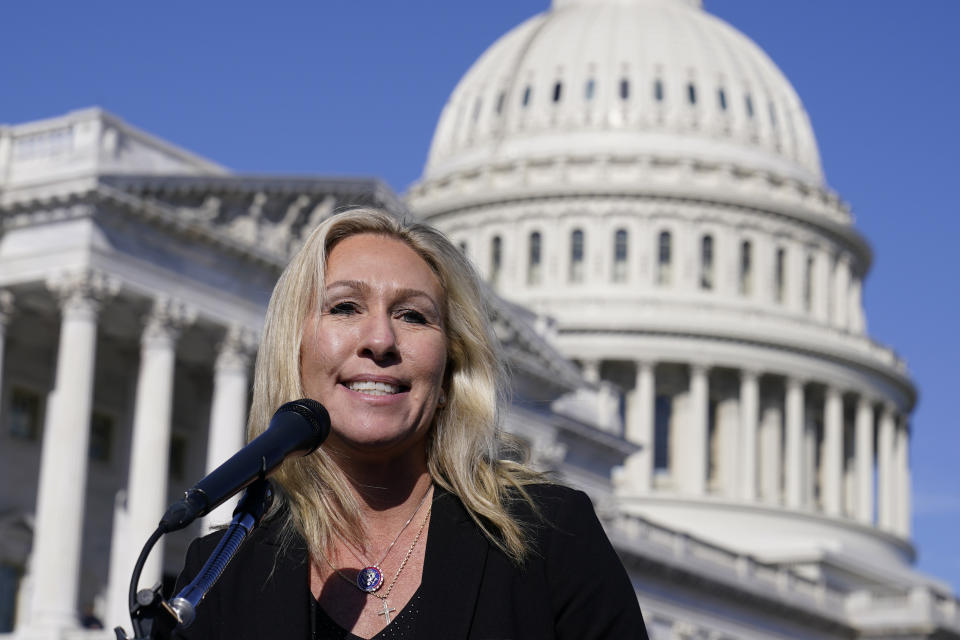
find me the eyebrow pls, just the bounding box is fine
[324,280,442,315]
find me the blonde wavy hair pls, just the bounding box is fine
[247,207,542,564]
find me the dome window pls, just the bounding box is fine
[739,240,753,295]
[687,83,697,106]
[619,78,630,101]
[613,228,629,283]
[774,247,786,303]
[654,79,664,103]
[657,231,672,285]
[522,85,532,108]
[553,81,563,103]
[585,78,596,101]
[718,88,728,111]
[700,234,714,290]
[490,235,502,286]
[804,254,814,312]
[745,94,755,119]
[768,101,778,127]
[472,97,483,122]
[459,240,468,254]
[569,229,585,283]
[528,231,543,285]
[495,91,506,115]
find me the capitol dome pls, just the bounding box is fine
[409,0,918,589]
[419,0,824,203]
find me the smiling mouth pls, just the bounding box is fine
[344,381,407,396]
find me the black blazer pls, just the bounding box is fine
[172,484,648,639]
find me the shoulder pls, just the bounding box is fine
[508,482,599,532]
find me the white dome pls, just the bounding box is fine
[422,0,823,189]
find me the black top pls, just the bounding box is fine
[172,484,648,639]
[310,588,422,640]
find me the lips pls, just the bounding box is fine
[342,378,410,396]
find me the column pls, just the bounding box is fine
[784,377,805,509]
[854,396,875,524]
[822,386,844,516]
[124,298,193,589]
[739,370,759,501]
[895,419,911,537]
[686,364,709,495]
[624,361,655,493]
[580,358,601,384]
[0,290,12,400]
[877,405,896,530]
[759,401,782,504]
[27,270,117,631]
[201,325,256,528]
[714,397,740,497]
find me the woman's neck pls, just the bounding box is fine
[330,445,433,524]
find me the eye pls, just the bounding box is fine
[399,309,428,325]
[328,301,358,315]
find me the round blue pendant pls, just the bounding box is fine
[357,566,383,592]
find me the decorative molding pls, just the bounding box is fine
[45,268,120,318]
[141,296,196,348]
[215,324,259,373]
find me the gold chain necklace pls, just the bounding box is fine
[320,502,431,624]
[345,485,432,594]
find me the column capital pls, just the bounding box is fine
[216,324,258,373]
[142,297,196,348]
[689,362,711,376]
[785,376,806,391]
[0,289,13,326]
[46,269,120,318]
[740,367,762,382]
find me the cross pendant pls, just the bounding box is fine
[377,599,396,623]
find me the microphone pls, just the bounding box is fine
[159,398,330,533]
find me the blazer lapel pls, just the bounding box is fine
[419,490,489,640]
[246,521,311,638]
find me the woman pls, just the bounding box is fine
[174,208,647,639]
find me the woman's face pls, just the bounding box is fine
[301,233,448,460]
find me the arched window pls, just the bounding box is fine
[490,235,502,285]
[569,229,585,283]
[472,97,482,122]
[553,81,563,103]
[613,228,629,283]
[804,254,815,312]
[700,234,714,290]
[687,82,697,105]
[495,91,506,115]
[585,78,596,101]
[718,88,728,111]
[739,240,753,295]
[522,85,532,107]
[619,78,630,101]
[745,93,755,119]
[654,79,664,102]
[528,231,542,285]
[774,247,786,303]
[657,231,672,285]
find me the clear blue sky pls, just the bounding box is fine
[3,1,958,592]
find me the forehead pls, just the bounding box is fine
[325,233,443,298]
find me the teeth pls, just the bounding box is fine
[346,381,400,396]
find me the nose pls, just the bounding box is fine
[357,311,400,364]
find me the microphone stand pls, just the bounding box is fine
[113,479,273,640]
